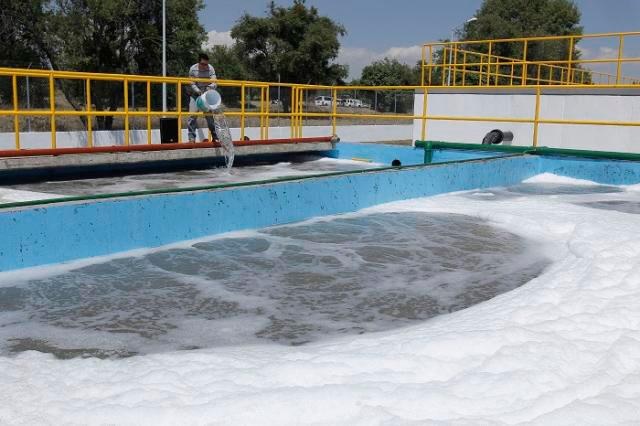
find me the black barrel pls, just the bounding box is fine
[159,118,179,144]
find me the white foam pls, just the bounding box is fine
[523,172,601,186]
[2,178,640,424]
[0,188,65,204]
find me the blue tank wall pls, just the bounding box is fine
[0,155,537,272]
[4,150,640,272]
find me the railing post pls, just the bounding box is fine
[86,79,93,147]
[49,73,56,149]
[420,87,428,141]
[452,43,458,86]
[290,87,296,139]
[177,81,182,143]
[462,51,468,86]
[240,83,245,140]
[146,80,152,144]
[421,45,426,86]
[486,42,493,86]
[522,40,528,86]
[12,75,20,150]
[567,37,574,84]
[331,87,337,137]
[123,79,129,146]
[265,86,270,140]
[428,45,433,85]
[532,86,541,147]
[616,34,624,85]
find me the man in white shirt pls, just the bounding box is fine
[187,53,218,142]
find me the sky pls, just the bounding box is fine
[198,0,640,80]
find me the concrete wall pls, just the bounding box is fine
[413,89,640,153]
[0,124,413,150]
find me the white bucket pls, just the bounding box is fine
[195,90,222,112]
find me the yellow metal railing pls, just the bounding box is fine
[422,31,640,87]
[0,67,293,150]
[2,30,640,155]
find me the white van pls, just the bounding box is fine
[314,96,332,106]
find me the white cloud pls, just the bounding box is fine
[337,45,422,80]
[203,30,234,50]
[577,45,619,60]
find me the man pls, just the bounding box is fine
[187,53,218,142]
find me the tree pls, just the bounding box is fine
[359,58,418,112]
[45,0,207,129]
[231,0,348,88]
[457,0,585,85]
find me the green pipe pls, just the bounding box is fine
[416,140,640,161]
[423,140,433,164]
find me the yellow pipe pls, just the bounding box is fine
[123,79,129,146]
[265,86,270,140]
[240,83,245,140]
[521,40,528,86]
[177,82,182,143]
[616,35,624,84]
[86,78,93,147]
[49,73,56,149]
[146,80,151,144]
[331,87,337,136]
[420,88,428,141]
[532,87,541,147]
[12,75,20,150]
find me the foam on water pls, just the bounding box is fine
[2,156,378,200]
[4,174,640,424]
[0,212,548,358]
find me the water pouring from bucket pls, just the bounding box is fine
[196,88,235,169]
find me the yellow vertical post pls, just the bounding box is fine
[486,42,493,86]
[462,51,468,86]
[49,73,56,149]
[532,86,541,147]
[298,88,304,138]
[177,81,182,143]
[258,86,263,140]
[421,45,426,86]
[264,86,271,139]
[567,37,574,84]
[12,75,20,150]
[146,80,152,144]
[510,61,515,86]
[331,87,337,137]
[290,87,296,139]
[537,64,541,85]
[86,78,93,147]
[452,43,458,86]
[420,87,428,141]
[616,34,624,85]
[548,66,553,85]
[123,79,129,146]
[522,40,528,86]
[240,83,245,140]
[441,47,448,86]
[428,45,433,85]
[560,68,565,84]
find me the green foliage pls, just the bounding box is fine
[459,0,586,84]
[231,0,348,85]
[0,0,206,128]
[359,58,418,112]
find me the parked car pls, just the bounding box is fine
[314,96,332,106]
